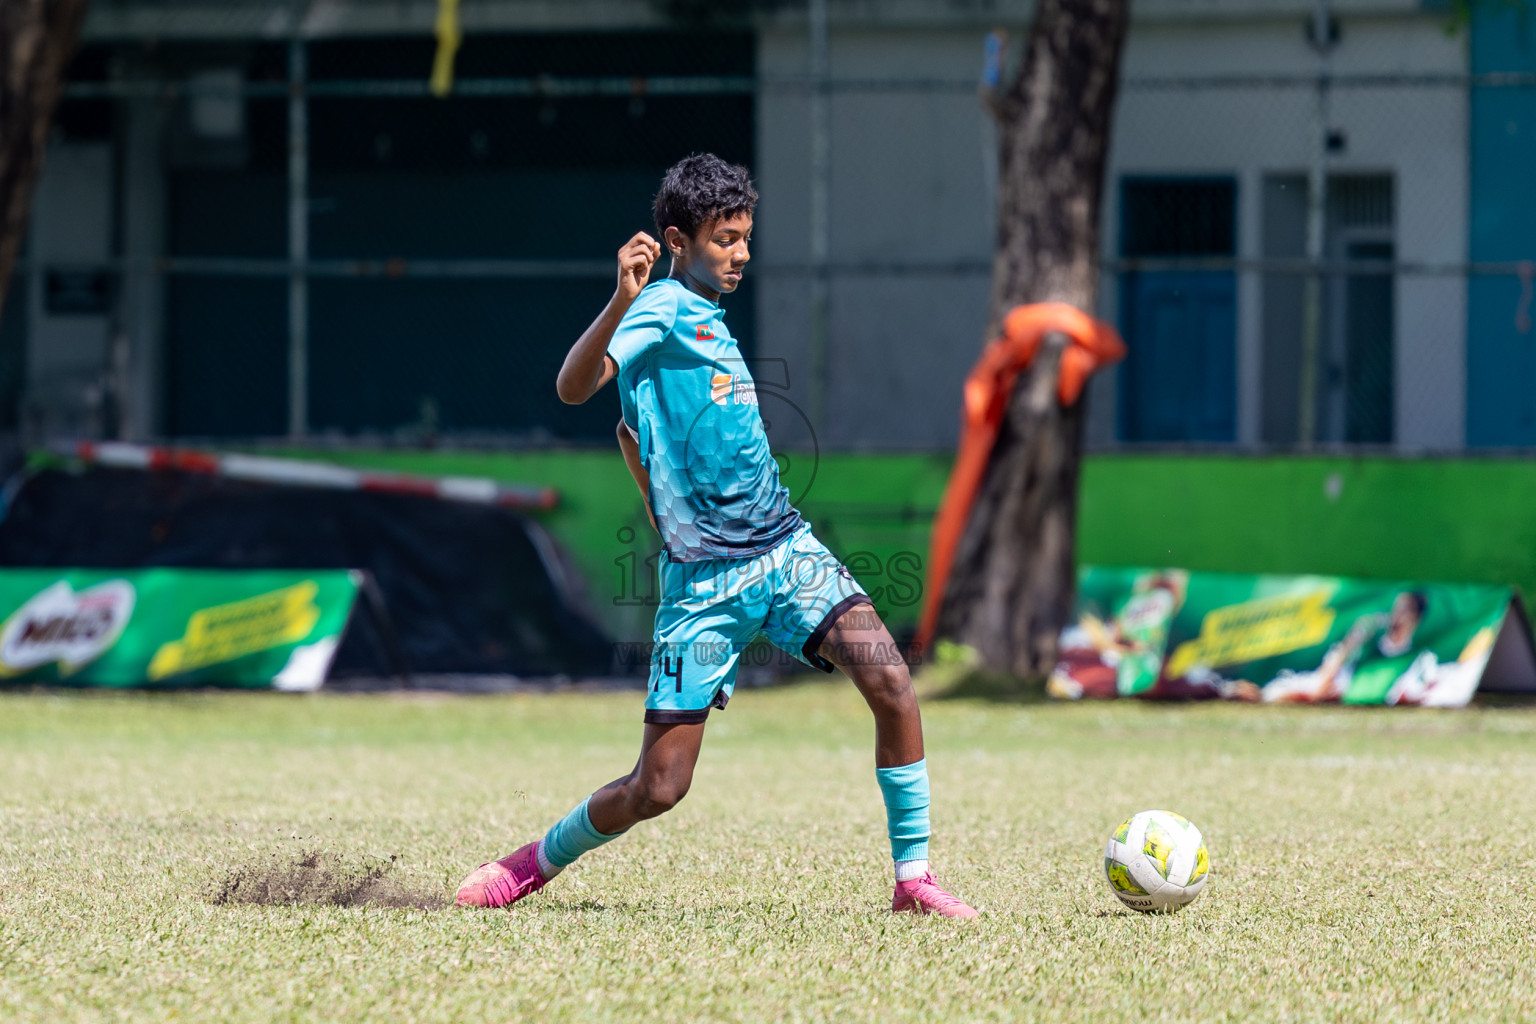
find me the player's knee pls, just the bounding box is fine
[862,662,915,714]
[626,773,690,819]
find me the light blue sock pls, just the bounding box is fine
[536,796,624,877]
[875,758,931,868]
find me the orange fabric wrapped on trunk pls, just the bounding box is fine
[915,303,1125,654]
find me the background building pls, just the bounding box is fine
[2,0,1530,453]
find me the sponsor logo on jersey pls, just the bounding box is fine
[696,324,716,341]
[710,372,759,406]
[0,579,136,676]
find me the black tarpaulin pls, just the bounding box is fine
[0,466,612,679]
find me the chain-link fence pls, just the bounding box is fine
[7,18,1532,454]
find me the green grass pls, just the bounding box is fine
[3,684,1536,1022]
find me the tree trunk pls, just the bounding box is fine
[936,0,1129,679]
[0,0,90,325]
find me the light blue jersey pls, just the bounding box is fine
[608,278,803,562]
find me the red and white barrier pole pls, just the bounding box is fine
[57,441,559,511]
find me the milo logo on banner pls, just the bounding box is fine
[0,580,137,676]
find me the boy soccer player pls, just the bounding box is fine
[455,154,976,918]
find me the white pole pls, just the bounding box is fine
[808,0,830,437]
[119,58,166,441]
[1298,0,1332,448]
[287,25,309,439]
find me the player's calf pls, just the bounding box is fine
[816,605,977,917]
[457,723,704,909]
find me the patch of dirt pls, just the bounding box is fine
[209,847,447,911]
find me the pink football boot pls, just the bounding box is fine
[892,871,979,919]
[455,841,550,909]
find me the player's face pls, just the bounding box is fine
[679,213,753,295]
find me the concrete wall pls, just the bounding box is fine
[50,0,1467,450]
[1106,15,1467,450]
[756,27,994,451]
[757,8,1467,451]
[78,0,1437,41]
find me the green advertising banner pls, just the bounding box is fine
[0,569,360,689]
[1051,567,1536,706]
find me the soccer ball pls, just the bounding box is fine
[1103,809,1210,913]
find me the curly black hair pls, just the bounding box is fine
[653,153,758,242]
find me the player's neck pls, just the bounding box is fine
[668,265,721,305]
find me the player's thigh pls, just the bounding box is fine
[760,528,876,673]
[816,600,901,669]
[646,558,766,723]
[645,622,742,721]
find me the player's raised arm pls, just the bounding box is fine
[555,232,662,405]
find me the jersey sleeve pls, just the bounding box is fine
[607,284,677,375]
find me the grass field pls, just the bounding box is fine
[3,683,1535,1022]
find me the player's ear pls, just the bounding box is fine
[663,225,687,259]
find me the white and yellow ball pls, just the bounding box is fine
[1103,809,1210,913]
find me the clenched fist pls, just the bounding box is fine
[617,232,662,301]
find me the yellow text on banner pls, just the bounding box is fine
[148,581,322,680]
[1166,587,1338,678]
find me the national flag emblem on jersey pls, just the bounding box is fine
[697,324,715,341]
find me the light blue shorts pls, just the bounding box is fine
[643,524,871,724]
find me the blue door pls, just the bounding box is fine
[1117,178,1238,443]
[1120,271,1236,441]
